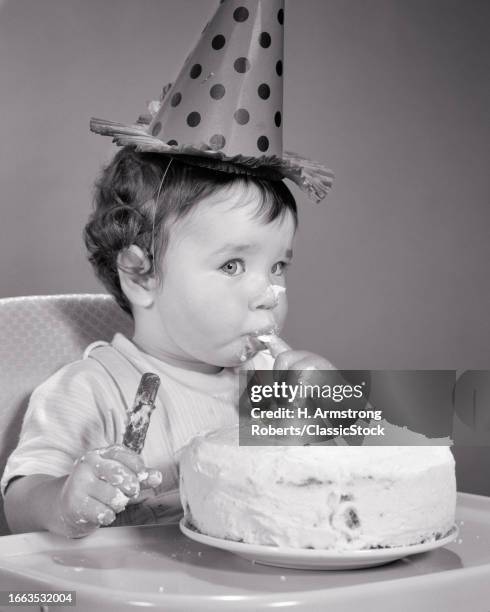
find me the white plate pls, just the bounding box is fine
[180,520,459,570]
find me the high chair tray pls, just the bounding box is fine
[0,492,489,612]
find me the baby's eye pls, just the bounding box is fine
[271,261,289,276]
[221,259,245,276]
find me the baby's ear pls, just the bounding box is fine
[117,245,156,308]
[117,245,152,275]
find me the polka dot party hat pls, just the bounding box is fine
[90,0,333,203]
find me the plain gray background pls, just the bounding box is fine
[1,0,489,369]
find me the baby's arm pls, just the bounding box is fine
[4,445,162,538]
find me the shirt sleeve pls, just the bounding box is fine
[1,359,126,497]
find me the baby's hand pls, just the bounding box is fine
[263,336,335,371]
[58,444,162,537]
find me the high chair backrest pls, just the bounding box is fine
[0,294,133,536]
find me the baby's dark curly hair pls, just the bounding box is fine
[84,146,297,316]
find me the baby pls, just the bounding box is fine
[2,147,332,537]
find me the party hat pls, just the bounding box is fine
[90,0,333,203]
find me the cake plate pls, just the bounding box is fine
[180,520,459,570]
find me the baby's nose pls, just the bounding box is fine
[250,284,285,310]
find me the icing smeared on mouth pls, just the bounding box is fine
[237,327,278,363]
[255,333,292,358]
[257,332,275,344]
[235,286,285,363]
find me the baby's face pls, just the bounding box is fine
[153,182,295,368]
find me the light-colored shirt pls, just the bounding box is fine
[1,333,273,525]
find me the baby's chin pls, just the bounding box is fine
[231,336,267,367]
[212,352,254,369]
[198,334,273,369]
[204,343,260,369]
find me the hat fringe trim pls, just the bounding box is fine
[90,118,333,203]
[283,151,334,203]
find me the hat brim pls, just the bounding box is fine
[90,118,333,204]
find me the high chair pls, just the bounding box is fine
[0,294,132,535]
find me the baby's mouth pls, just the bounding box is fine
[234,330,271,363]
[245,327,279,354]
[250,326,278,342]
[247,335,268,353]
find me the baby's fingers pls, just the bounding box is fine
[138,468,163,490]
[292,355,336,371]
[273,349,311,371]
[261,336,335,372]
[97,445,145,474]
[89,478,131,514]
[72,497,116,528]
[60,488,116,535]
[264,336,292,358]
[86,456,141,498]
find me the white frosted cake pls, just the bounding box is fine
[179,427,456,550]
